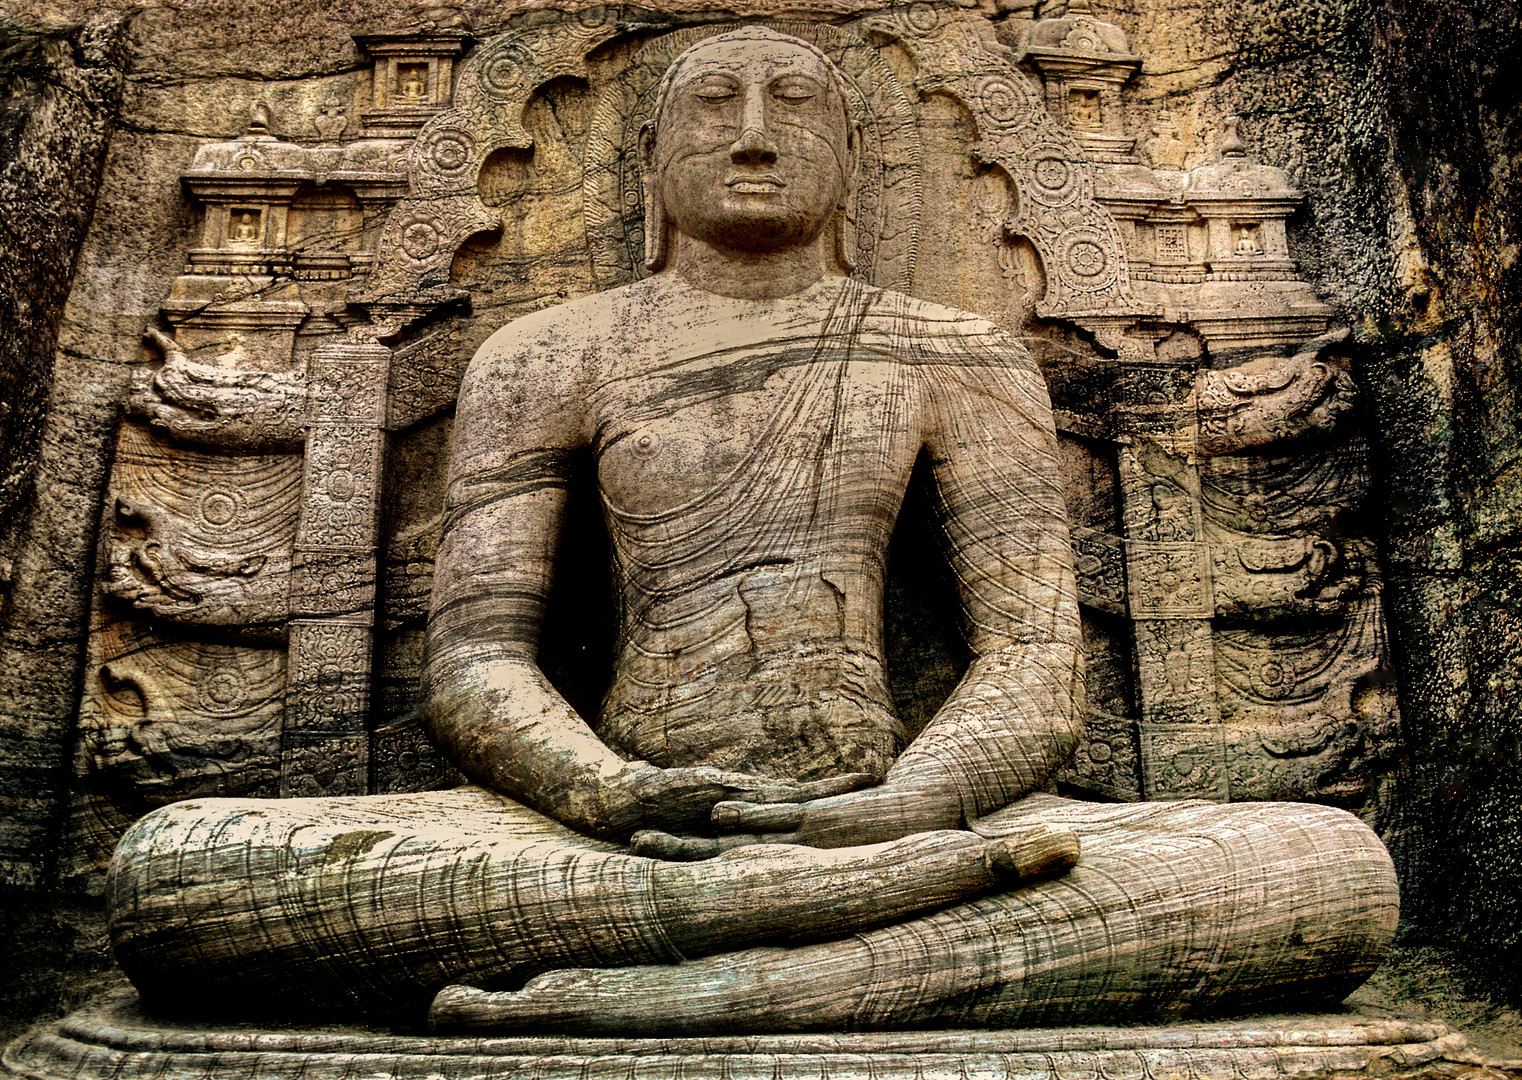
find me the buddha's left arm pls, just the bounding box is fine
[706,325,1082,851]
[886,330,1083,821]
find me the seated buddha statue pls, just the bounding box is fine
[106,26,1398,1033]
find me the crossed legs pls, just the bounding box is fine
[430,796,1399,1032]
[107,787,1397,1028]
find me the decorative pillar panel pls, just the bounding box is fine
[1118,391,1227,799]
[282,342,390,796]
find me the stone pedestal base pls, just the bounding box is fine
[3,992,1478,1080]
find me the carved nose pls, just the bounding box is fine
[730,126,778,166]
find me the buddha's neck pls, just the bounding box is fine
[670,231,838,301]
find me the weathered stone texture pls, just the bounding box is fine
[1359,0,1522,997]
[0,898,114,1049]
[1091,0,1522,999]
[0,14,127,529]
[0,12,130,902]
[0,0,1516,1042]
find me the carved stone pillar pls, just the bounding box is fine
[282,342,391,796]
[1118,366,1226,801]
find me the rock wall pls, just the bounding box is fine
[1070,0,1522,991]
[1360,0,1521,994]
[0,15,127,531]
[0,0,1516,1033]
[0,9,131,1043]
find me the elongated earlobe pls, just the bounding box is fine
[835,202,858,275]
[835,120,864,274]
[639,120,669,272]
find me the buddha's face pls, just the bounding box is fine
[646,32,854,256]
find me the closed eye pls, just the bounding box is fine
[691,77,740,102]
[771,76,821,103]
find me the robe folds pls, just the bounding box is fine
[107,276,1398,1027]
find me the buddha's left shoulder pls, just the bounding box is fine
[851,284,1034,368]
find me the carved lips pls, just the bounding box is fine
[726,171,786,193]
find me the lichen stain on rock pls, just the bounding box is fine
[323,830,396,863]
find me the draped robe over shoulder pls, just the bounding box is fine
[587,276,1076,790]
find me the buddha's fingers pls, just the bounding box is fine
[986,823,1079,879]
[651,826,1076,957]
[430,984,532,1032]
[751,772,880,803]
[630,830,780,860]
[710,801,802,831]
[636,823,1078,870]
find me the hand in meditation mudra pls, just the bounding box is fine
[108,27,1398,1031]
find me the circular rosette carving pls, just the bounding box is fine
[418,128,477,185]
[477,38,536,100]
[196,487,242,529]
[326,469,357,503]
[583,22,923,292]
[397,215,443,263]
[198,669,249,715]
[973,76,1036,133]
[901,2,945,35]
[1253,658,1300,701]
[1057,227,1119,292]
[1025,146,1084,208]
[1064,24,1110,54]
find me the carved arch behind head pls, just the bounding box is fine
[357,6,1132,325]
[354,15,623,306]
[852,6,1135,323]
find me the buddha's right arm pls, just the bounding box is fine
[419,330,656,837]
[421,324,841,840]
[422,648,666,838]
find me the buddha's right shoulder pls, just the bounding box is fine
[473,286,637,364]
[464,281,652,393]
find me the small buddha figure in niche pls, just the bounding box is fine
[1068,88,1101,130]
[107,26,1397,1033]
[398,65,427,100]
[230,211,259,244]
[1235,222,1265,255]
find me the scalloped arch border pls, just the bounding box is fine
[357,6,1135,328]
[354,15,621,305]
[851,6,1135,323]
